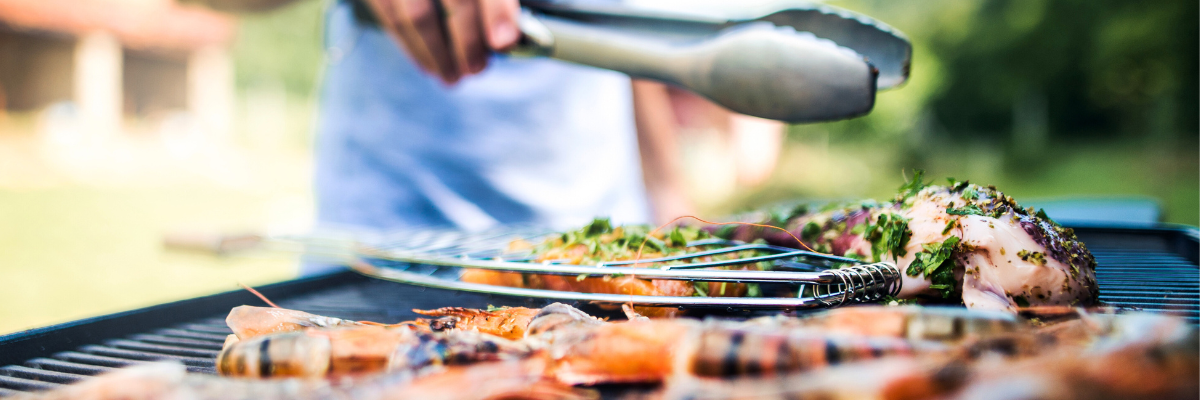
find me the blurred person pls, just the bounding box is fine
[192,0,782,274]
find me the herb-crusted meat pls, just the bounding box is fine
[719,172,1099,311]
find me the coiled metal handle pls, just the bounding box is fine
[813,262,902,306]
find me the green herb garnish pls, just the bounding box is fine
[801,221,821,242]
[942,219,958,234]
[746,283,762,297]
[898,169,930,200]
[583,217,612,236]
[961,186,979,200]
[906,236,962,298]
[865,213,912,262]
[946,204,986,216]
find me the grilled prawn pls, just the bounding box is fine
[216,325,536,378]
[225,305,364,340]
[412,306,542,340]
[216,303,1029,382]
[12,361,594,400]
[646,313,1197,400]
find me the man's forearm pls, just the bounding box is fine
[632,80,695,224]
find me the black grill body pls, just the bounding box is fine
[0,225,1195,397]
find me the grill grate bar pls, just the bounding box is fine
[152,329,230,342]
[177,324,234,335]
[104,340,222,359]
[0,366,82,385]
[0,376,63,392]
[77,345,215,368]
[1094,272,1198,279]
[1091,280,1198,289]
[23,358,115,376]
[126,334,227,350]
[52,352,150,369]
[1101,290,1199,297]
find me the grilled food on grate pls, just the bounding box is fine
[12,303,1196,400]
[460,221,774,317]
[721,174,1099,311]
[461,173,1099,313]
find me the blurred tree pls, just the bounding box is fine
[924,0,1198,141]
[230,0,325,97]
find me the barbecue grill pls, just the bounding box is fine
[0,224,1196,397]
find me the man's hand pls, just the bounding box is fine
[365,0,521,84]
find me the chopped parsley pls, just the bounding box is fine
[584,217,612,236]
[946,204,986,216]
[801,221,821,242]
[1016,250,1047,266]
[961,186,979,200]
[1035,208,1055,224]
[906,236,962,298]
[785,204,811,220]
[667,229,688,247]
[898,169,930,200]
[864,213,912,262]
[942,219,958,234]
[881,295,919,305]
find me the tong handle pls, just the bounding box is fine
[514,13,877,123]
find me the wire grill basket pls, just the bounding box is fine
[325,226,903,311]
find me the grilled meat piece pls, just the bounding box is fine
[719,177,1099,311]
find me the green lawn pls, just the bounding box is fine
[0,184,302,334]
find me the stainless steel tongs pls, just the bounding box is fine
[513,0,911,123]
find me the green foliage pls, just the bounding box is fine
[231,0,325,96]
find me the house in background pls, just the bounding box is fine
[0,0,234,140]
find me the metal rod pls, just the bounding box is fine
[358,248,842,284]
[348,260,832,309]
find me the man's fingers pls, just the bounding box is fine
[376,0,460,83]
[442,0,489,75]
[368,0,436,74]
[401,0,461,83]
[480,0,520,51]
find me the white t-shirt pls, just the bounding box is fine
[309,1,649,273]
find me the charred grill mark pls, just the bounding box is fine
[721,331,744,376]
[869,338,885,358]
[823,339,840,365]
[953,316,964,339]
[258,337,272,377]
[430,318,456,331]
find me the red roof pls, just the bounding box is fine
[0,0,234,51]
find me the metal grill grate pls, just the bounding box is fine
[0,226,1195,397]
